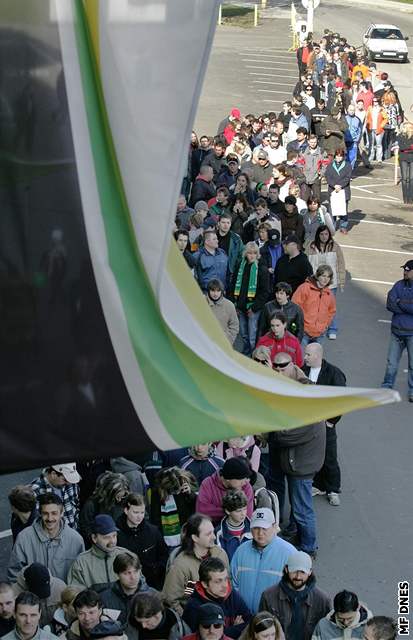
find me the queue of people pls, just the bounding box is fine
[0,25,406,640]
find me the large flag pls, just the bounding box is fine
[0,0,397,472]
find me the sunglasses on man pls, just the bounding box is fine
[273,361,290,369]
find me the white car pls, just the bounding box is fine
[363,24,409,63]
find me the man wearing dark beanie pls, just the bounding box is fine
[12,563,66,627]
[196,457,254,525]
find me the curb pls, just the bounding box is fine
[342,0,413,13]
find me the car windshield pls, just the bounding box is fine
[370,28,404,40]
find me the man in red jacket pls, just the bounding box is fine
[196,458,254,525]
[256,311,303,367]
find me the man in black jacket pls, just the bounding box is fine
[258,282,304,341]
[274,235,313,294]
[302,343,346,507]
[268,369,325,557]
[116,493,168,589]
[190,166,216,208]
[100,553,152,624]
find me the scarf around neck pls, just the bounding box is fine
[280,577,315,640]
[234,259,258,307]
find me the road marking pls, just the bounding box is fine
[241,54,296,60]
[378,319,391,323]
[246,65,296,71]
[341,244,412,256]
[248,70,294,74]
[354,182,395,187]
[256,89,294,94]
[0,529,11,540]
[352,278,393,285]
[252,77,297,82]
[263,99,284,103]
[242,59,296,66]
[349,218,413,229]
[352,195,402,202]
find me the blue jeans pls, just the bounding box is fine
[368,131,384,162]
[328,287,338,335]
[334,212,348,230]
[269,471,317,553]
[346,142,358,169]
[301,333,325,348]
[239,310,261,356]
[382,333,413,397]
[288,477,317,553]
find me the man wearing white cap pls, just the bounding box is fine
[31,464,81,529]
[259,551,330,640]
[230,508,295,613]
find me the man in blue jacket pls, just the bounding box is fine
[230,508,296,613]
[194,230,229,292]
[381,259,413,402]
[344,104,362,169]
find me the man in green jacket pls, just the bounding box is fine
[67,516,134,592]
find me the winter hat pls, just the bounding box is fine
[197,603,225,627]
[24,563,51,599]
[268,229,281,246]
[231,108,241,119]
[90,621,124,638]
[284,195,297,206]
[92,514,118,535]
[335,81,344,89]
[222,457,251,480]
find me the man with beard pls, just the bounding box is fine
[205,279,239,346]
[259,551,330,640]
[67,515,134,591]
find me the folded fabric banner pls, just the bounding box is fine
[0,0,398,471]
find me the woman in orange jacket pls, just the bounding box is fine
[365,96,388,162]
[292,264,336,347]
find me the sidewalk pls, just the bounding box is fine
[345,0,413,12]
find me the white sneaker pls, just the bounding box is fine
[327,492,341,506]
[312,487,326,497]
[328,333,337,340]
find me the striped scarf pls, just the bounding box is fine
[234,259,258,308]
[160,494,181,548]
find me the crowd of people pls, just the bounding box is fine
[0,26,409,640]
[0,459,398,640]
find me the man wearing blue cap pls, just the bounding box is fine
[381,259,413,402]
[67,515,135,591]
[183,603,230,640]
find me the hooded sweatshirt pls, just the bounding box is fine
[8,518,84,583]
[312,604,373,640]
[100,577,152,624]
[183,580,251,638]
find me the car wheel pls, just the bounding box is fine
[402,55,409,63]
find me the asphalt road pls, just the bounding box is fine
[1,0,412,619]
[195,4,413,616]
